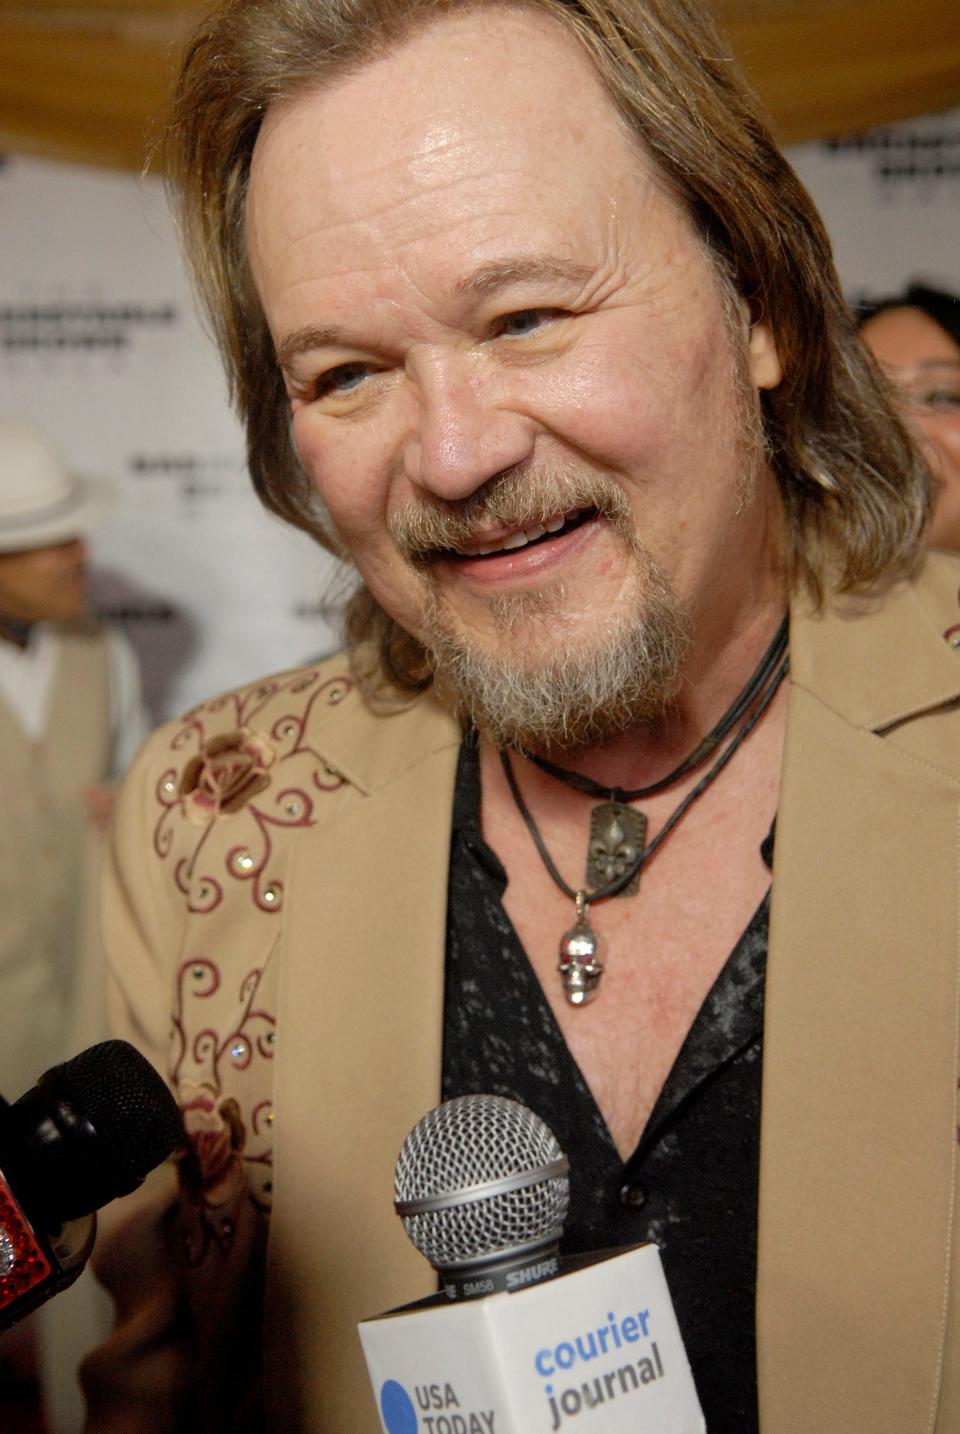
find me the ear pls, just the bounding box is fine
[737,297,782,392]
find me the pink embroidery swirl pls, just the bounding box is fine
[151,669,352,914]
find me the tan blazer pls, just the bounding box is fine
[89,554,960,1434]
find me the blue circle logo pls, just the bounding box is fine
[380,1379,418,1434]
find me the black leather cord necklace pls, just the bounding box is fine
[514,615,788,897]
[518,614,788,796]
[499,623,789,1007]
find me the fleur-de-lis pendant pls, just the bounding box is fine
[558,892,604,1006]
[586,801,647,895]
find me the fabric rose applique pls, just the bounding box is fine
[179,727,275,824]
[177,1081,252,1261]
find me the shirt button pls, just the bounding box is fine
[620,1183,647,1209]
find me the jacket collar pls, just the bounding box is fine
[790,551,960,737]
[310,675,461,800]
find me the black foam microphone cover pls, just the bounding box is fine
[0,1038,184,1225]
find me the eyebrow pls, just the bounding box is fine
[886,359,960,378]
[455,256,594,299]
[276,325,346,373]
[275,256,594,371]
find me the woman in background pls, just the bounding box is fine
[859,283,960,551]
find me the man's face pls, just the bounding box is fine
[0,538,88,625]
[246,7,783,744]
[860,306,960,552]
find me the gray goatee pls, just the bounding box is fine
[389,462,690,751]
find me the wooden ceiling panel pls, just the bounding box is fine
[0,0,958,171]
[0,24,184,170]
[723,0,960,141]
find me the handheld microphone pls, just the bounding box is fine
[360,1095,705,1433]
[0,1039,183,1332]
[394,1094,570,1300]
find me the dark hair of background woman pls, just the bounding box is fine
[856,282,960,347]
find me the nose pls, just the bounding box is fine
[401,350,534,501]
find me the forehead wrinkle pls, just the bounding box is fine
[271,162,551,308]
[456,257,595,300]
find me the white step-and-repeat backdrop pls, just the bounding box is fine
[788,107,959,301]
[2,108,958,730]
[1,155,341,724]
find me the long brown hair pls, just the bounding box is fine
[167,0,930,691]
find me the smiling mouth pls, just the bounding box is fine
[439,507,596,562]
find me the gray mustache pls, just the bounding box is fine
[388,463,630,562]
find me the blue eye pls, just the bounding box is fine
[496,308,562,338]
[316,362,370,398]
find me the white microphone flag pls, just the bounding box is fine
[359,1241,704,1434]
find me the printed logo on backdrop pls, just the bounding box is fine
[128,452,243,506]
[94,599,177,626]
[823,119,960,190]
[0,300,176,353]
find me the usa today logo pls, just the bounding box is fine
[379,1380,497,1433]
[380,1381,418,1434]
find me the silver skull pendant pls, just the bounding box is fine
[558,917,604,1006]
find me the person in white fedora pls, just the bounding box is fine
[0,420,148,1434]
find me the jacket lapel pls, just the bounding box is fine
[265,690,461,1433]
[758,560,960,1431]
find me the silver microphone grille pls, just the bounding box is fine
[394,1095,569,1272]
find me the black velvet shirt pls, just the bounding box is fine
[441,736,770,1433]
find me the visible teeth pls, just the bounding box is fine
[464,515,570,557]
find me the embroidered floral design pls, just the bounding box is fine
[179,728,276,824]
[153,671,350,914]
[179,1084,247,1208]
[177,1083,251,1263]
[172,959,276,1264]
